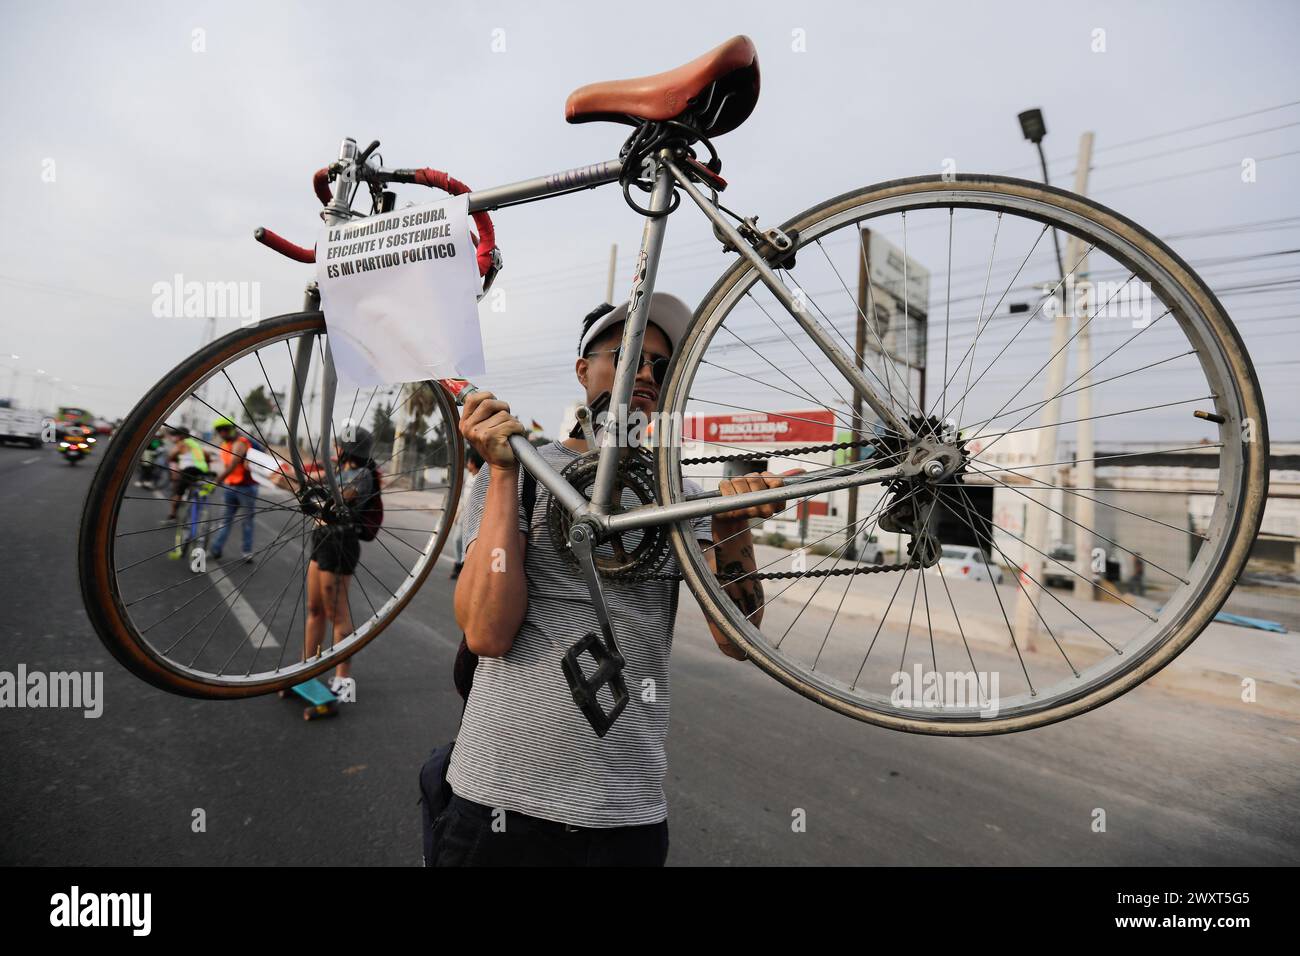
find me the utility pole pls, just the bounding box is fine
[845,228,870,560]
[1070,132,1097,601]
[605,244,618,304]
[1013,128,1094,649]
[392,383,413,488]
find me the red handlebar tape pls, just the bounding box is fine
[313,168,333,206]
[253,227,316,263]
[258,167,497,275]
[412,168,497,277]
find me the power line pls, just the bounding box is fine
[998,99,1300,174]
[1061,120,1300,176]
[1096,149,1300,195]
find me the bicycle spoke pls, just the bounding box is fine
[926,223,1049,420]
[96,316,459,694]
[951,212,1003,430]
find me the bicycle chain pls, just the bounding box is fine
[679,437,879,466]
[602,436,914,581]
[635,557,922,583]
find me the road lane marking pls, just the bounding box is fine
[210,569,280,648]
[149,486,280,649]
[21,457,38,465]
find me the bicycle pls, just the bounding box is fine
[168,476,214,567]
[79,36,1267,735]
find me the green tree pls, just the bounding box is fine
[242,385,274,435]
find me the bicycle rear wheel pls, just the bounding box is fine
[79,311,464,698]
[658,174,1267,735]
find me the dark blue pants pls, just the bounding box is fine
[429,794,669,867]
[211,482,260,555]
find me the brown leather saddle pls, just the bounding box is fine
[565,35,760,138]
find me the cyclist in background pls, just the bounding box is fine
[136,430,166,488]
[209,416,260,563]
[163,426,210,522]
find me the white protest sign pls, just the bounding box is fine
[317,194,485,390]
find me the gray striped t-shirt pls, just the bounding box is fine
[447,440,712,828]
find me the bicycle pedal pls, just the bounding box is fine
[561,632,628,738]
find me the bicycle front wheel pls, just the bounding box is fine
[79,311,464,698]
[657,174,1267,735]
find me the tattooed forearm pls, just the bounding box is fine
[715,528,764,626]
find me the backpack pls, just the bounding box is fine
[356,463,383,541]
[419,467,536,865]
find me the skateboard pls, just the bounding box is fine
[279,678,339,720]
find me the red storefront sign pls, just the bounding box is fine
[796,500,829,518]
[684,409,834,444]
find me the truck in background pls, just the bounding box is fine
[0,399,44,447]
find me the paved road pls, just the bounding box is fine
[1,443,1296,865]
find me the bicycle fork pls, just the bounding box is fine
[285,280,350,516]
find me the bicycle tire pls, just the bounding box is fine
[657,173,1268,735]
[78,311,465,698]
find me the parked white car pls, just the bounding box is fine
[1043,545,1081,589]
[856,532,886,565]
[932,545,1004,584]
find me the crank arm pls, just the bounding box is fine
[561,523,629,737]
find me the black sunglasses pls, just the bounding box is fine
[584,347,670,386]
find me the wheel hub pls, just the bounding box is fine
[874,414,971,566]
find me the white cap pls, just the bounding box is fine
[577,292,693,357]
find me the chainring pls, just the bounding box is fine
[547,448,673,582]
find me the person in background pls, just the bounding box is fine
[303,428,376,699]
[450,447,485,579]
[136,430,166,488]
[1131,553,1146,597]
[162,426,210,523]
[209,417,260,563]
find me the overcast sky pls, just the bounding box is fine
[2,0,1296,437]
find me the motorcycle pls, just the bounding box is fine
[58,428,96,465]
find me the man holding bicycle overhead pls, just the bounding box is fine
[436,292,795,867]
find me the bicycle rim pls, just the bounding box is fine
[79,311,464,698]
[657,174,1267,735]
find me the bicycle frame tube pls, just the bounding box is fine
[484,150,915,535]
[663,157,914,442]
[588,157,676,514]
[506,426,905,535]
[309,145,917,534]
[606,461,904,535]
[465,160,624,212]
